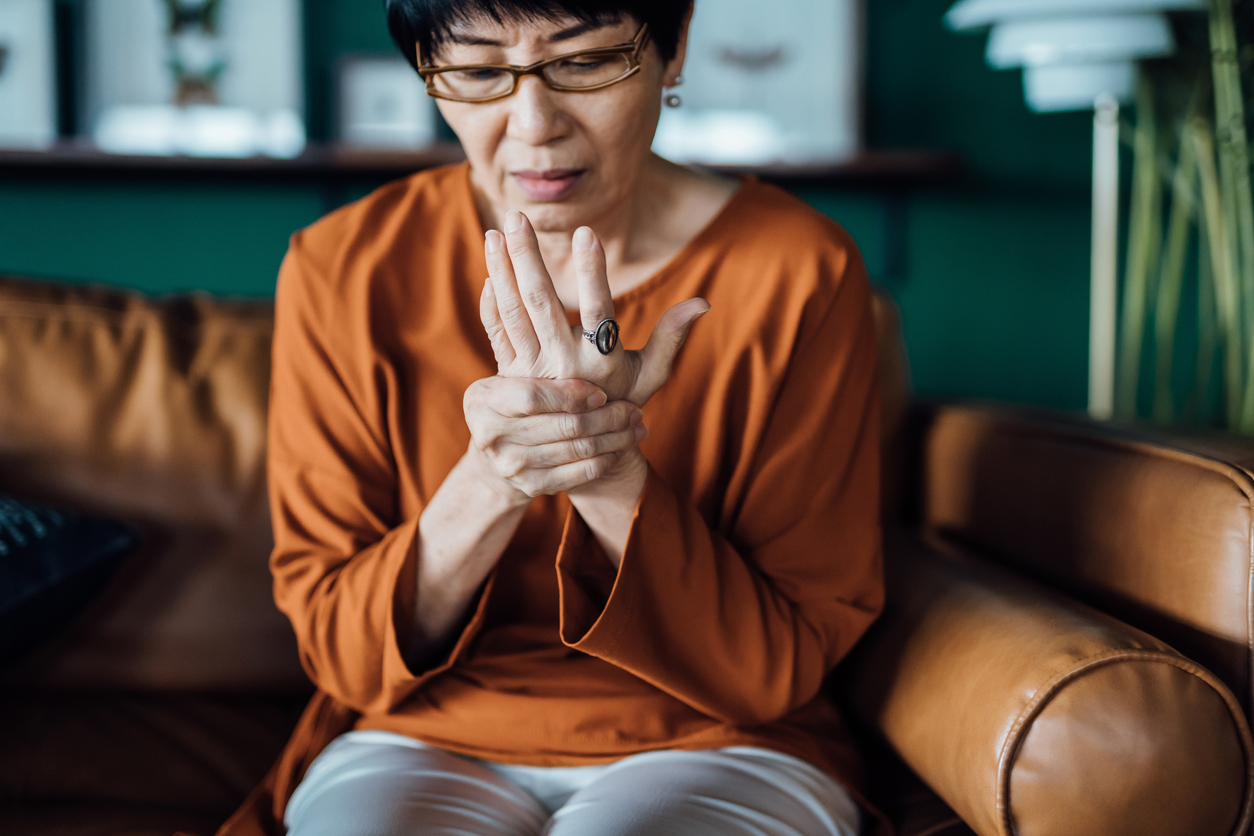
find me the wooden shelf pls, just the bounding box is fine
[0,143,964,189]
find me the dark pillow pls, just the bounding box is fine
[0,494,140,667]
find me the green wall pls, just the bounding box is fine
[0,0,1095,411]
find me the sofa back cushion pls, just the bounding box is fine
[918,404,1254,718]
[0,276,307,692]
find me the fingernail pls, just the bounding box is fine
[629,409,643,426]
[587,391,607,408]
[573,227,594,252]
[485,230,501,254]
[635,424,649,441]
[505,211,523,233]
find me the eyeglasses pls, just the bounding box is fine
[418,23,651,104]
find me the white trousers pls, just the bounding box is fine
[284,730,861,836]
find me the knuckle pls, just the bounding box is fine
[500,304,530,327]
[523,288,551,311]
[572,437,595,460]
[557,412,581,440]
[519,388,544,415]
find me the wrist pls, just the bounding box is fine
[569,447,648,502]
[460,444,532,512]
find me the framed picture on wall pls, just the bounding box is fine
[654,0,862,165]
[85,0,305,157]
[0,0,56,149]
[338,56,437,149]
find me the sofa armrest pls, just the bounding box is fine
[911,402,1254,716]
[843,529,1253,836]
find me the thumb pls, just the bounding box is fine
[635,298,710,403]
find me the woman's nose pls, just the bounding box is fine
[505,76,569,146]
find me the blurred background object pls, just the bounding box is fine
[0,0,56,149]
[946,0,1209,421]
[337,55,435,149]
[0,0,1118,415]
[85,0,305,158]
[653,0,861,164]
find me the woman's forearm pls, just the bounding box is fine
[410,447,529,667]
[566,449,649,569]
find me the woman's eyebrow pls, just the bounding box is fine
[549,21,610,42]
[445,20,610,47]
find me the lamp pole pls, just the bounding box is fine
[946,0,1204,418]
[1089,93,1120,419]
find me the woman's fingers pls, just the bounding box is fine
[496,424,647,473]
[509,401,641,445]
[468,376,606,421]
[633,297,711,403]
[480,278,516,369]
[485,229,540,366]
[525,452,628,497]
[573,226,616,339]
[502,211,571,351]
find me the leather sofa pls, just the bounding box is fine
[0,273,1249,836]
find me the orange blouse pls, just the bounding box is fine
[217,162,884,835]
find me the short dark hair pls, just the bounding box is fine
[384,0,691,71]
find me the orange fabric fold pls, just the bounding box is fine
[219,163,885,834]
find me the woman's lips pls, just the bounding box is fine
[511,169,586,201]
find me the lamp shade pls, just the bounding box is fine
[946,0,1204,31]
[947,0,1201,113]
[986,15,1175,69]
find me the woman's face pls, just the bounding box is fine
[429,14,683,233]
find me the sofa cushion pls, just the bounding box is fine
[0,275,306,691]
[0,494,139,666]
[916,403,1254,718]
[0,803,223,836]
[847,529,1252,836]
[0,689,307,830]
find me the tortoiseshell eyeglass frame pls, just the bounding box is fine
[417,22,651,103]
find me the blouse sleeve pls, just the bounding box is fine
[555,253,884,726]
[267,239,491,715]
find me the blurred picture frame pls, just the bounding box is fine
[84,0,305,157]
[0,0,57,149]
[338,56,437,149]
[654,0,863,165]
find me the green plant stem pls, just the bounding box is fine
[1193,119,1244,426]
[1119,75,1162,419]
[1189,203,1219,423]
[1210,0,1254,429]
[1152,123,1199,422]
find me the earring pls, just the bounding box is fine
[664,92,682,107]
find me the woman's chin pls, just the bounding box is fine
[512,200,595,235]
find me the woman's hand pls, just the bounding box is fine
[463,375,647,502]
[481,211,709,406]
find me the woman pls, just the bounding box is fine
[233,1,884,834]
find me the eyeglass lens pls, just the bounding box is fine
[430,52,635,100]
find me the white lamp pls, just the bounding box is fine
[946,0,1204,418]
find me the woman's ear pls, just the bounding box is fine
[664,4,694,85]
